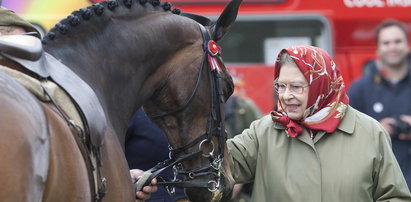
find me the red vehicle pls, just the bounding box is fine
[171,0,411,113]
[5,0,411,113]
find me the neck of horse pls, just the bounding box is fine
[43,13,199,145]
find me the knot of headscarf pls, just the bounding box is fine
[271,46,349,138]
[271,111,302,138]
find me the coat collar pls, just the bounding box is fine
[336,105,355,134]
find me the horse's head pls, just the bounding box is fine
[142,0,242,201]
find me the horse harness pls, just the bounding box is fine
[0,34,108,202]
[135,23,228,195]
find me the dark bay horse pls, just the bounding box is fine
[0,0,242,201]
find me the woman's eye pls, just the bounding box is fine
[291,84,302,90]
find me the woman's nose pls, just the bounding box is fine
[283,89,295,99]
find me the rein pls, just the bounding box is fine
[135,23,227,194]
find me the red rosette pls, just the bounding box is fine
[207,40,220,56]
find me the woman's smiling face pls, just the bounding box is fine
[276,64,309,120]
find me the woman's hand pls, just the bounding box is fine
[130,169,158,202]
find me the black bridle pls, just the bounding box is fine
[134,23,228,194]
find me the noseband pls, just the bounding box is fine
[136,23,228,194]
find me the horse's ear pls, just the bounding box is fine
[211,0,243,42]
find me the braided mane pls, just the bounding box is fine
[42,0,182,43]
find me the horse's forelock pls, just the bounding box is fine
[42,0,179,43]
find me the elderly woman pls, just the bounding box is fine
[227,45,411,201]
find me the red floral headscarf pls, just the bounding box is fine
[271,46,349,138]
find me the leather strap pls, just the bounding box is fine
[180,12,211,26]
[0,34,43,61]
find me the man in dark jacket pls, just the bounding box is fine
[126,108,187,202]
[348,19,411,190]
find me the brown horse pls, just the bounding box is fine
[0,0,242,201]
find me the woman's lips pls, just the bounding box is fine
[285,104,300,111]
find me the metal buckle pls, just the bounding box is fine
[199,139,214,157]
[207,180,219,192]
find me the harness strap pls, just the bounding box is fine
[200,24,227,159]
[180,12,211,26]
[176,165,217,175]
[170,133,208,155]
[133,150,203,191]
[157,181,211,188]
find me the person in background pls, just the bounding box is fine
[225,75,262,202]
[225,75,263,139]
[348,19,411,190]
[227,45,411,201]
[126,108,188,202]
